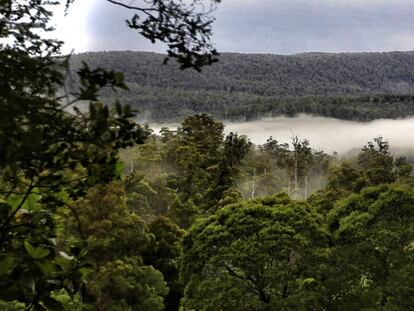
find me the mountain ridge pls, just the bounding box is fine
[70,50,414,122]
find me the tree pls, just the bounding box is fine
[162,114,224,224]
[65,183,168,311]
[240,140,289,199]
[180,194,329,311]
[287,135,313,198]
[159,115,251,226]
[358,137,395,185]
[1,1,148,308]
[143,216,185,311]
[326,184,414,310]
[1,0,220,308]
[260,137,290,170]
[205,132,251,208]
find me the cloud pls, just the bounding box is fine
[55,0,167,53]
[213,0,414,53]
[53,0,414,54]
[52,1,93,53]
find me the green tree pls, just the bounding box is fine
[310,137,412,215]
[358,137,396,185]
[144,216,185,311]
[86,258,167,311]
[1,0,221,307]
[161,115,227,225]
[1,1,148,308]
[66,184,168,311]
[326,184,414,310]
[205,132,251,209]
[180,194,329,311]
[163,114,224,201]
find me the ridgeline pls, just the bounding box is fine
[71,51,414,122]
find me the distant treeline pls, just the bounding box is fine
[71,51,414,122]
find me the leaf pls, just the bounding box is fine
[55,256,72,272]
[115,161,125,176]
[26,193,38,211]
[302,278,316,285]
[35,260,56,276]
[24,241,50,259]
[0,257,16,276]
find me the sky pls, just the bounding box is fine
[53,0,414,55]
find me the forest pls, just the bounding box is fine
[4,109,414,310]
[3,0,414,310]
[71,51,414,122]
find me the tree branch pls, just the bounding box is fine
[106,0,158,14]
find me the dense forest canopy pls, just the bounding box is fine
[71,51,414,122]
[3,0,414,310]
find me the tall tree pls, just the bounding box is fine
[65,184,168,311]
[180,194,329,311]
[358,137,395,185]
[326,184,414,310]
[143,216,185,311]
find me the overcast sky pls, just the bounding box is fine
[53,0,414,54]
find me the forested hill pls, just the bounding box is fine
[71,51,414,122]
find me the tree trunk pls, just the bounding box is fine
[294,157,298,195]
[251,168,256,199]
[304,175,308,200]
[288,177,291,196]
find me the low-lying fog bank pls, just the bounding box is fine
[149,114,414,155]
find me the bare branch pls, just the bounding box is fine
[106,0,158,14]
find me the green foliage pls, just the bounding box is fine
[0,1,147,308]
[5,2,414,310]
[86,258,167,311]
[63,184,168,310]
[51,290,82,311]
[1,0,226,309]
[71,184,150,262]
[0,300,25,311]
[144,216,185,311]
[71,51,414,122]
[180,194,329,311]
[309,137,414,215]
[122,114,251,227]
[326,184,414,310]
[176,138,414,310]
[358,137,396,185]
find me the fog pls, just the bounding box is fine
[150,114,414,155]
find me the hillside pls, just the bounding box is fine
[70,51,414,122]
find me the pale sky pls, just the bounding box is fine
[53,0,414,54]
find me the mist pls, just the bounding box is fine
[150,114,414,155]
